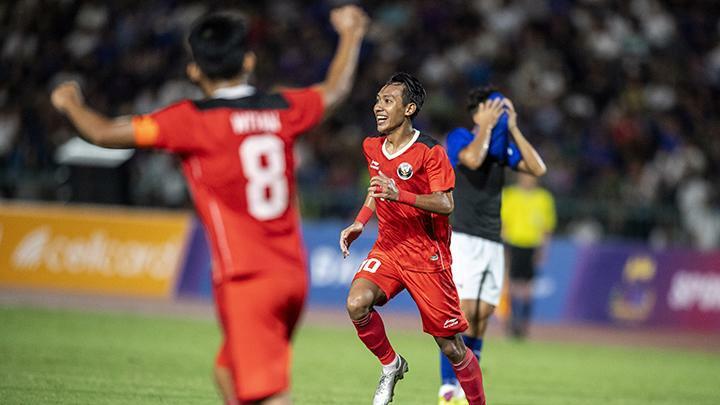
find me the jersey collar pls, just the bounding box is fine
[382,129,420,160]
[212,84,256,99]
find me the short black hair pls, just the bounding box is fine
[188,11,249,80]
[385,72,426,119]
[467,85,499,114]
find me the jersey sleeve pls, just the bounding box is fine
[132,100,198,153]
[362,137,370,161]
[426,145,455,193]
[362,137,374,175]
[445,127,474,168]
[280,88,325,137]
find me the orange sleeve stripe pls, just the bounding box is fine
[132,115,160,147]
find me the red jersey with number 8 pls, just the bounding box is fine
[363,130,455,272]
[132,87,324,282]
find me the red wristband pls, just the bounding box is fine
[397,189,417,205]
[355,206,373,225]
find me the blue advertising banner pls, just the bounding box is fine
[177,219,419,312]
[531,239,579,322]
[178,218,720,331]
[567,243,720,330]
[176,219,213,298]
[303,221,419,312]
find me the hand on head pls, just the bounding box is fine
[471,97,504,128]
[503,98,518,131]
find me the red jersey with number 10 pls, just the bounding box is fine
[132,88,324,283]
[363,130,455,272]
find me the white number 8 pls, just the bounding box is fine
[239,134,288,221]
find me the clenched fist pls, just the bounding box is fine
[330,5,370,38]
[51,81,84,113]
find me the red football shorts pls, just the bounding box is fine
[353,249,468,337]
[214,269,307,402]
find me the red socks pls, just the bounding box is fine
[452,347,486,405]
[352,310,397,365]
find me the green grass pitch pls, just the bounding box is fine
[1,306,719,404]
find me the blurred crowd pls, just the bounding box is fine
[1,0,719,249]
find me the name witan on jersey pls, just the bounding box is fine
[230,111,281,134]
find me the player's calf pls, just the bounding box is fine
[435,334,466,364]
[435,335,486,405]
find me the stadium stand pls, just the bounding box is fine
[1,0,718,248]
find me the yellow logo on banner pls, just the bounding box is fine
[0,203,191,297]
[609,255,657,322]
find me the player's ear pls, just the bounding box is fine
[405,102,417,118]
[242,52,256,75]
[186,62,203,84]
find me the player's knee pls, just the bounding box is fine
[462,308,478,325]
[479,302,496,320]
[346,294,372,320]
[478,311,493,324]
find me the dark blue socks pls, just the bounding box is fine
[462,335,483,360]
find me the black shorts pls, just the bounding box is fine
[507,245,537,281]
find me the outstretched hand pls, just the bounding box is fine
[339,221,364,258]
[51,81,84,113]
[369,171,399,201]
[330,4,369,38]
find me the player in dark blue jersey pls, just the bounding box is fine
[438,87,546,404]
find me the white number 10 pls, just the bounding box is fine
[239,134,288,221]
[360,258,381,273]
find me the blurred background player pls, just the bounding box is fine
[439,87,546,404]
[340,73,486,405]
[501,172,557,339]
[50,6,368,405]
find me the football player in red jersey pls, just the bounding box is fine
[51,6,368,405]
[339,73,486,405]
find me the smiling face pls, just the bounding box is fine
[373,83,415,134]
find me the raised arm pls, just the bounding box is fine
[369,171,454,215]
[51,81,136,149]
[315,5,369,111]
[505,99,547,177]
[457,98,504,170]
